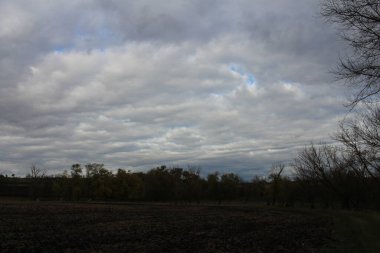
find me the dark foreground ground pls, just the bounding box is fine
[0,200,333,252]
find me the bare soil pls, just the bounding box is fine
[0,201,332,252]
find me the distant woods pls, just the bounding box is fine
[1,146,380,210]
[0,165,244,204]
[0,164,246,203]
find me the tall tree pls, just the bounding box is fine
[322,0,380,106]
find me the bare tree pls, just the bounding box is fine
[29,164,46,178]
[335,105,380,177]
[268,163,285,205]
[293,143,372,208]
[322,0,380,106]
[27,165,46,200]
[293,144,347,195]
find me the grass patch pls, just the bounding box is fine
[327,210,380,253]
[252,205,380,252]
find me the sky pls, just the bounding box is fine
[0,0,351,178]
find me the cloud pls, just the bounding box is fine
[0,0,349,178]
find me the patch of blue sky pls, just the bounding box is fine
[229,63,245,76]
[53,45,73,54]
[74,24,122,50]
[229,63,256,86]
[54,47,66,53]
[246,74,256,86]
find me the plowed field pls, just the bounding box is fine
[0,201,332,252]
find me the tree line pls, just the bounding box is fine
[0,149,378,210]
[0,164,263,204]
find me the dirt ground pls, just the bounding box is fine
[0,201,332,252]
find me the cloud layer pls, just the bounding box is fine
[0,0,349,178]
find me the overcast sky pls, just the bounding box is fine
[0,0,351,177]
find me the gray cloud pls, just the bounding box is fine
[0,0,349,178]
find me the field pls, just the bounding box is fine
[0,200,334,253]
[0,200,337,252]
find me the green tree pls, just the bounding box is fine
[182,168,202,203]
[249,176,267,202]
[207,172,221,202]
[145,166,173,201]
[71,164,83,178]
[115,169,144,200]
[70,164,83,200]
[85,163,113,200]
[220,173,241,201]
